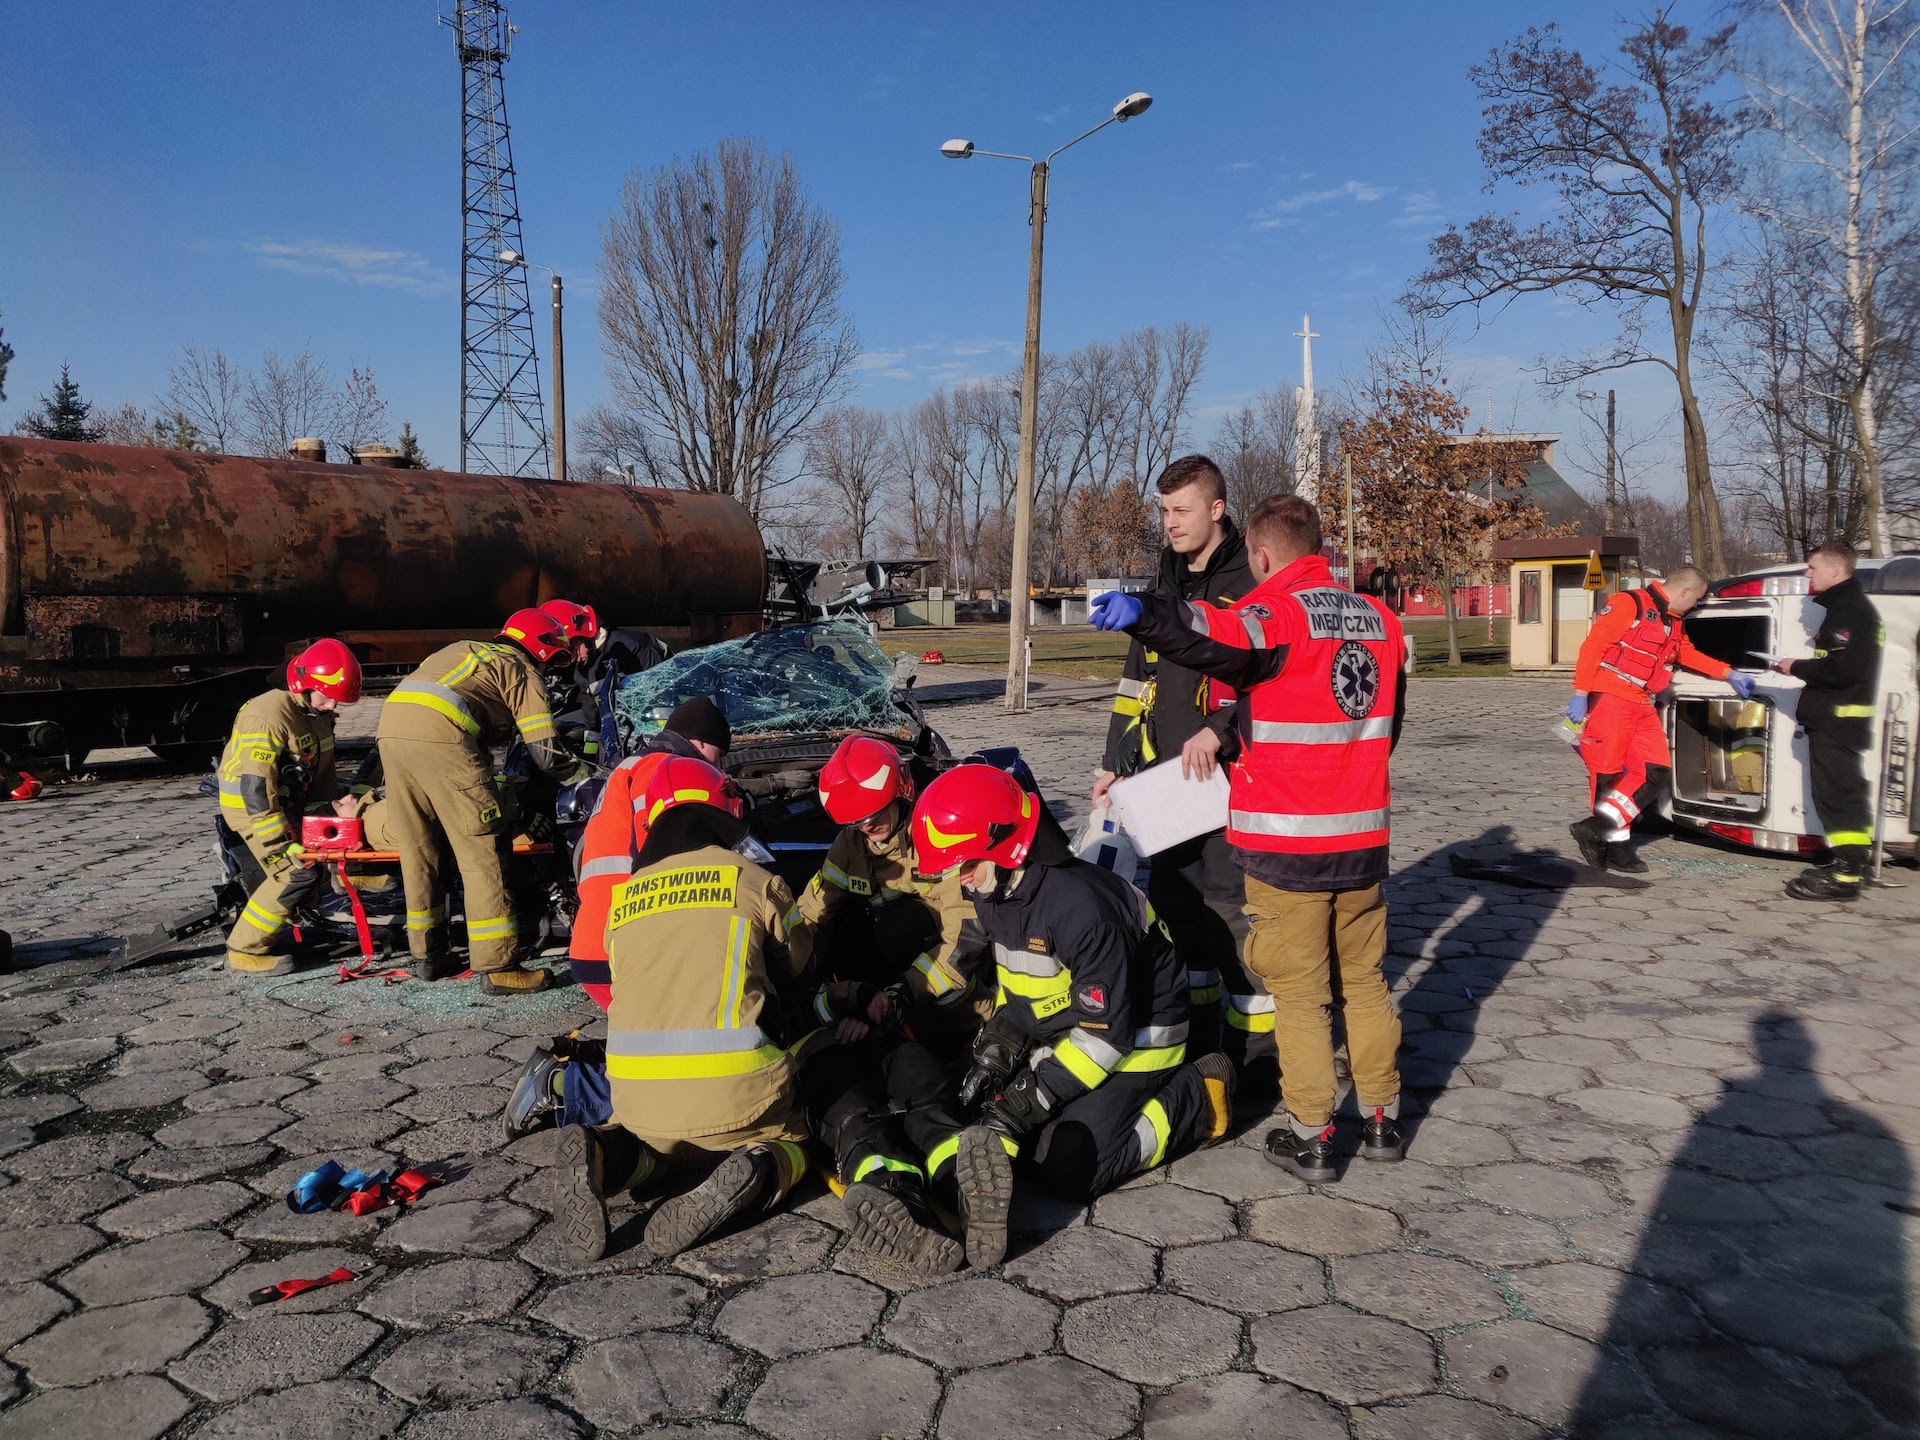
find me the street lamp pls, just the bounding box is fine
[1576,388,1617,532]
[940,90,1153,713]
[500,248,567,483]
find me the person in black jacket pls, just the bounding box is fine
[1773,540,1885,901]
[1093,456,1269,1084]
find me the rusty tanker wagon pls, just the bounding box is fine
[0,436,767,770]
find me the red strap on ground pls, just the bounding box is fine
[248,1265,361,1304]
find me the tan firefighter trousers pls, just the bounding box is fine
[377,735,519,972]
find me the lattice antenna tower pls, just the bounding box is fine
[444,2,548,477]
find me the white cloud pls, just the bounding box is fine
[246,240,453,297]
[1227,160,1258,172]
[1251,179,1391,231]
[1391,190,1444,229]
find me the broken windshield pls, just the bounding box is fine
[612,621,912,751]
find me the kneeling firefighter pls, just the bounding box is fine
[550,757,812,1262]
[218,639,362,976]
[912,765,1237,1270]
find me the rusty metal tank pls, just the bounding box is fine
[0,437,766,763]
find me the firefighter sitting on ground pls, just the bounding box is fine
[1566,567,1755,873]
[218,639,363,976]
[550,757,813,1262]
[915,764,1238,1270]
[790,735,993,1274]
[376,609,592,992]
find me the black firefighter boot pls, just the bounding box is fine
[844,1168,964,1275]
[1568,817,1611,871]
[552,1123,650,1262]
[1605,841,1650,874]
[1785,857,1864,903]
[644,1142,785,1259]
[953,1124,1017,1270]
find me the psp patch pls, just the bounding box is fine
[1331,641,1381,720]
[1075,983,1108,1015]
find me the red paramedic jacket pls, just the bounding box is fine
[1129,552,1408,892]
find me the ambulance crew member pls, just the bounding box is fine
[376,610,590,992]
[1093,455,1261,1077]
[1091,494,1407,1184]
[217,639,361,975]
[1776,541,1884,902]
[550,758,812,1262]
[1566,567,1754,874]
[916,765,1236,1270]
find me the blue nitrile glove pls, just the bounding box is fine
[1727,672,1756,700]
[1566,694,1588,724]
[1088,592,1143,632]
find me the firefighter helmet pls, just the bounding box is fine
[539,598,599,643]
[818,735,913,825]
[641,755,746,831]
[911,764,1040,874]
[499,608,571,667]
[286,638,362,704]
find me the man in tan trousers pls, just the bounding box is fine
[376,608,589,993]
[550,755,814,1262]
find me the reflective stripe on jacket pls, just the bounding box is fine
[377,640,575,776]
[604,843,806,1140]
[216,690,338,850]
[566,749,676,998]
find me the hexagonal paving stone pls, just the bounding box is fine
[5,1129,151,1178]
[0,1282,72,1351]
[95,1180,256,1238]
[187,1377,409,1440]
[7,1294,213,1388]
[392,1054,513,1088]
[170,1311,386,1403]
[371,1323,566,1405]
[1463,1162,1618,1219]
[885,1276,1059,1368]
[182,1075,309,1113]
[1399,1116,1516,1166]
[562,1333,737,1431]
[0,1374,193,1440]
[672,1212,837,1284]
[0,1222,103,1280]
[1691,1273,1907,1365]
[1166,1145,1305,1201]
[714,1272,885,1358]
[376,1199,539,1255]
[528,1273,705,1339]
[8,1037,119,1074]
[1090,1183,1235,1245]
[282,1078,413,1117]
[26,1172,135,1222]
[1353,1394,1547,1439]
[1405,1204,1568,1267]
[401,1397,591,1440]
[1509,1262,1704,1345]
[1246,1192,1403,1255]
[1061,1291,1242,1386]
[152,1105,293,1150]
[130,1142,278,1184]
[230,1197,387,1246]
[203,1248,385,1314]
[1564,1088,1696,1131]
[358,1257,538,1328]
[1250,1305,1436,1406]
[61,1229,250,1306]
[1003,1224,1156,1301]
[1444,1319,1650,1429]
[1333,1251,1508,1330]
[744,1346,940,1440]
[271,1109,415,1154]
[1142,1372,1348,1440]
[1162,1239,1325,1315]
[937,1355,1140,1440]
[77,1069,212,1110]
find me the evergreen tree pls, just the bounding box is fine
[398,420,429,469]
[22,363,99,442]
[152,410,203,452]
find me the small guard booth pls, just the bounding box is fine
[1493,535,1641,673]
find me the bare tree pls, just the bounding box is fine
[332,365,389,458]
[575,399,662,484]
[240,345,336,458]
[162,345,244,453]
[1121,324,1210,491]
[1418,13,1742,573]
[1212,387,1300,521]
[1740,0,1920,554]
[803,405,892,557]
[597,136,860,519]
[93,402,155,447]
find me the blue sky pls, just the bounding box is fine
[3,1,1697,498]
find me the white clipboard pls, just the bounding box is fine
[1106,757,1231,856]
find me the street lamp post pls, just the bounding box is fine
[1577,388,1617,532]
[940,91,1153,713]
[501,249,565,482]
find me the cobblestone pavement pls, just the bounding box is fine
[2,679,1918,1438]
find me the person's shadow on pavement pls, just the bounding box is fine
[1569,1010,1915,1438]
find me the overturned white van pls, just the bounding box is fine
[1663,557,1920,865]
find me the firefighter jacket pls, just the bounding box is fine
[568,731,709,1004]
[1102,522,1255,776]
[1130,552,1407,892]
[1789,576,1883,738]
[379,640,583,780]
[977,859,1189,1113]
[793,819,989,1026]
[603,843,808,1140]
[217,691,340,854]
[1573,582,1730,709]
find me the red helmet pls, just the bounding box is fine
[539,598,599,643]
[286,638,362,704]
[819,735,913,825]
[499,608,571,666]
[911,764,1040,874]
[641,755,746,832]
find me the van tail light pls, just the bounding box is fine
[1705,821,1824,855]
[1717,580,1764,598]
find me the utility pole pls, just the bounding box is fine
[549,272,565,481]
[1603,388,1617,532]
[1005,161,1048,713]
[1343,452,1356,590]
[1295,315,1322,505]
